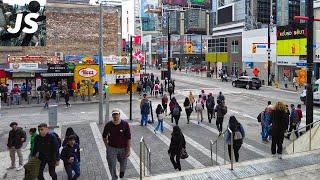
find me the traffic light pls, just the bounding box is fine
[186,43,192,54]
[252,44,257,54]
[298,69,306,85]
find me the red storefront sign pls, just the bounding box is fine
[0,70,6,78]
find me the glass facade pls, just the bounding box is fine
[208,38,228,53]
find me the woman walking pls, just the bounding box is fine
[154,104,164,134]
[195,95,204,124]
[65,90,71,108]
[225,116,245,162]
[188,91,195,109]
[271,102,289,159]
[183,97,193,124]
[170,98,182,126]
[168,126,186,171]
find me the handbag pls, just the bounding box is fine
[180,148,189,159]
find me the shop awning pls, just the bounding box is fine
[112,65,138,70]
[41,73,74,77]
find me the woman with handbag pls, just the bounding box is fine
[168,126,186,171]
[154,104,164,134]
[183,97,193,124]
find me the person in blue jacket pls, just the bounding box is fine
[225,116,245,162]
[61,135,81,180]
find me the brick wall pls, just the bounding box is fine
[0,3,120,63]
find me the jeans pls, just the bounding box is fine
[64,160,80,180]
[38,160,57,180]
[207,109,214,123]
[271,133,284,155]
[106,146,128,180]
[197,110,203,122]
[216,117,224,133]
[141,114,148,126]
[9,147,23,167]
[170,153,181,171]
[155,120,164,132]
[261,125,269,141]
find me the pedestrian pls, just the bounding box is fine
[102,109,131,180]
[154,83,159,98]
[154,104,164,134]
[259,106,272,143]
[162,94,169,115]
[225,116,245,162]
[168,82,174,100]
[206,93,215,123]
[286,104,300,139]
[126,80,131,95]
[62,127,80,147]
[65,90,71,108]
[201,90,207,102]
[151,73,155,83]
[295,104,303,135]
[195,95,204,124]
[137,81,143,96]
[33,123,60,180]
[93,81,99,96]
[44,90,50,109]
[160,83,164,97]
[168,126,186,171]
[215,100,227,134]
[188,91,195,109]
[217,91,225,104]
[140,94,150,126]
[164,77,168,92]
[7,122,26,171]
[170,98,182,125]
[183,97,193,124]
[271,102,289,159]
[61,135,81,180]
[29,128,38,160]
[155,77,160,85]
[283,75,288,89]
[172,80,176,94]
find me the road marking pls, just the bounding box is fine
[189,120,269,157]
[128,147,142,175]
[145,124,205,168]
[162,121,226,165]
[90,122,112,180]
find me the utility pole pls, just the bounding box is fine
[167,10,171,80]
[98,2,104,124]
[130,36,133,121]
[306,0,314,130]
[267,0,273,86]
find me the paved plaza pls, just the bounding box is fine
[1,70,319,179]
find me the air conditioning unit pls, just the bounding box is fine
[54,52,63,61]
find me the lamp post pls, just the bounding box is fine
[167,9,171,80]
[267,0,273,86]
[98,2,104,124]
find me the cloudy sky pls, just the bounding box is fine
[3,0,46,6]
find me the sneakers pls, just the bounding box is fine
[7,166,15,170]
[16,165,24,171]
[154,130,156,134]
[119,172,125,178]
[278,154,283,159]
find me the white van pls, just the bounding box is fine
[300,79,320,104]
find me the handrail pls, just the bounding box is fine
[285,119,320,136]
[140,137,151,180]
[209,129,228,166]
[228,127,234,170]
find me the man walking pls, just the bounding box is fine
[33,123,60,180]
[206,93,215,123]
[103,109,131,180]
[140,94,150,126]
[215,100,227,134]
[286,104,300,139]
[7,122,26,171]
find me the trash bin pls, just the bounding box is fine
[27,95,32,104]
[48,105,58,128]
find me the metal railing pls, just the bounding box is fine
[210,128,234,169]
[140,137,151,180]
[285,119,320,154]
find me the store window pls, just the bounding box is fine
[231,40,239,53]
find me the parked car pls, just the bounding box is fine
[300,79,320,105]
[232,76,262,90]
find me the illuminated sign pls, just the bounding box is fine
[276,38,307,56]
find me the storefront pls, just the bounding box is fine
[105,64,141,94]
[276,56,306,83]
[0,69,7,84]
[41,64,74,89]
[73,64,99,96]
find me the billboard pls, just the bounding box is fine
[162,0,212,9]
[0,0,46,46]
[276,38,307,56]
[277,23,307,40]
[217,5,233,25]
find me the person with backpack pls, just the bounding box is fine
[171,99,182,126]
[168,126,186,171]
[65,90,71,108]
[164,78,168,92]
[154,104,164,134]
[206,93,215,123]
[62,127,80,147]
[217,92,225,104]
[195,95,204,124]
[7,122,27,171]
[162,94,169,116]
[225,116,245,162]
[155,77,160,85]
[44,90,50,109]
[172,80,176,94]
[215,100,227,134]
[271,102,289,159]
[61,135,81,180]
[183,97,193,124]
[29,128,38,160]
[285,104,300,139]
[33,123,60,180]
[168,82,174,100]
[140,94,150,126]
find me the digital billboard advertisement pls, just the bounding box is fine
[0,0,46,46]
[162,0,212,9]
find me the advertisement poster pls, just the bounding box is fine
[0,0,46,46]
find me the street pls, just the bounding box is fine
[1,69,319,179]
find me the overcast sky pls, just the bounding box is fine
[3,0,46,6]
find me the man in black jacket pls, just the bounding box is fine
[206,93,215,123]
[7,122,26,170]
[32,123,60,180]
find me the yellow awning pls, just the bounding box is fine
[205,53,229,63]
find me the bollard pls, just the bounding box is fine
[48,105,59,128]
[27,94,32,104]
[7,95,11,106]
[37,92,41,104]
[55,91,60,103]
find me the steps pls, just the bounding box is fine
[145,149,320,180]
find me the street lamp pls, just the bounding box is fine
[97,1,104,124]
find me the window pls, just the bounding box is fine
[208,38,227,53]
[231,40,239,53]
